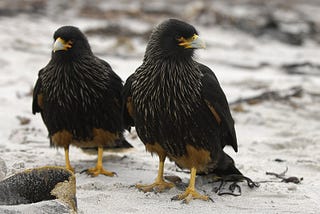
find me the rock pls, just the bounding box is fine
[282,62,320,76]
[0,166,77,212]
[0,158,7,180]
[16,116,31,125]
[0,200,70,214]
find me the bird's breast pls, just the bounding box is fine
[132,71,202,123]
[41,64,104,110]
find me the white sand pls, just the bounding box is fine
[0,12,320,214]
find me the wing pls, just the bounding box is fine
[199,63,238,152]
[122,73,135,130]
[98,58,123,102]
[103,61,123,113]
[32,70,43,114]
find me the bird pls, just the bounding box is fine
[123,19,246,202]
[32,26,131,177]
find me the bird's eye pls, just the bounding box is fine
[66,40,73,49]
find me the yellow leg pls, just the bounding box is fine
[172,167,209,203]
[64,146,74,173]
[136,154,174,192]
[86,146,115,177]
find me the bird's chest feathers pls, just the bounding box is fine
[41,64,102,109]
[133,63,202,120]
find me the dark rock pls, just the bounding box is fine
[0,200,70,214]
[230,86,303,106]
[0,0,47,16]
[0,166,76,212]
[85,24,152,40]
[274,158,286,162]
[282,62,320,76]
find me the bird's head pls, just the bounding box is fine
[147,19,206,59]
[52,26,92,59]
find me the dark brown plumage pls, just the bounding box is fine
[33,26,131,176]
[123,19,245,201]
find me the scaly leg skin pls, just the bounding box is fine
[172,167,210,204]
[86,147,116,177]
[64,146,74,173]
[136,155,174,192]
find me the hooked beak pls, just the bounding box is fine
[53,37,72,52]
[178,34,206,49]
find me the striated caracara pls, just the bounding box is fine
[123,19,252,202]
[33,26,131,176]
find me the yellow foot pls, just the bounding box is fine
[171,187,211,204]
[85,167,116,177]
[65,166,75,173]
[136,181,174,193]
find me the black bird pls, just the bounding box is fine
[32,26,131,176]
[123,19,246,202]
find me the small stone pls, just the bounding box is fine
[16,116,31,125]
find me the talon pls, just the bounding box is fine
[85,167,116,177]
[172,187,209,203]
[136,154,174,193]
[136,181,174,193]
[172,167,210,203]
[182,194,193,204]
[82,147,116,177]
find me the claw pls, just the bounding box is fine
[84,167,116,177]
[81,146,117,177]
[171,187,210,204]
[136,181,174,193]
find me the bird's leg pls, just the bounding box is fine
[64,146,74,173]
[172,167,210,203]
[136,154,174,192]
[86,146,116,177]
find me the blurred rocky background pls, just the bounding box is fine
[1,1,320,213]
[1,0,320,46]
